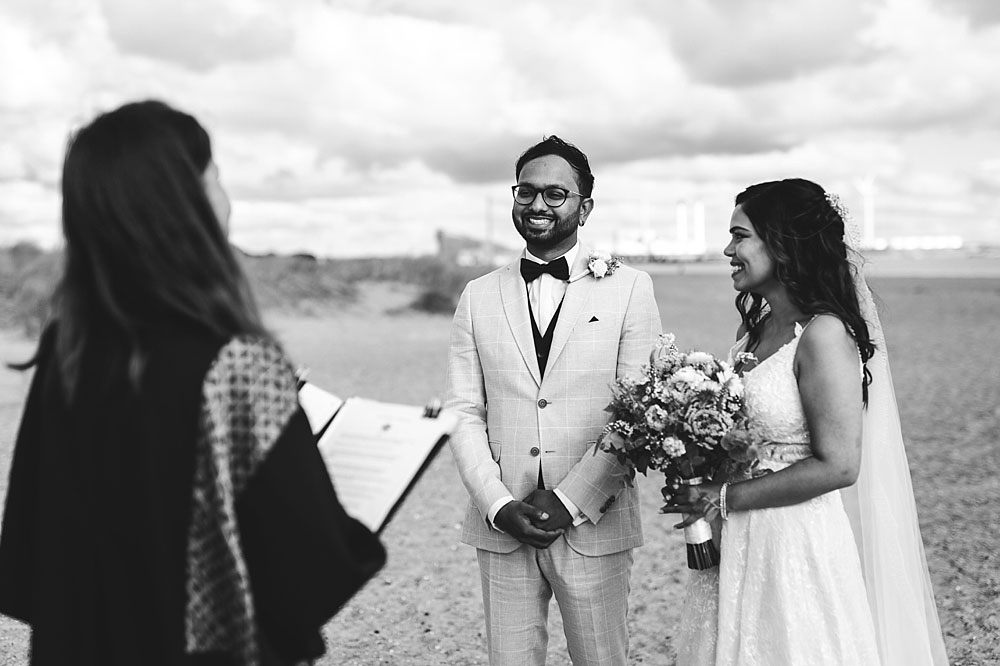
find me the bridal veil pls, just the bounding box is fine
[838,207,951,665]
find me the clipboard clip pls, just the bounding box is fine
[422,397,442,419]
[295,366,310,390]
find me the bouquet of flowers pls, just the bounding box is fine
[599,333,748,569]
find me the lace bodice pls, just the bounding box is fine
[729,322,812,471]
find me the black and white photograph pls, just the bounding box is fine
[0,1,997,665]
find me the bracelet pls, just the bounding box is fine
[719,482,730,521]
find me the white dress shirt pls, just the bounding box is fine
[524,243,579,333]
[486,243,586,531]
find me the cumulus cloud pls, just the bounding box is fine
[636,0,875,87]
[100,0,295,71]
[2,0,998,253]
[938,0,1000,25]
[243,3,794,184]
[322,0,501,25]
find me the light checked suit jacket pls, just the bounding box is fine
[445,247,662,556]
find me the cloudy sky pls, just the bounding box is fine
[1,0,999,257]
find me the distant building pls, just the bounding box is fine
[886,235,963,251]
[852,175,964,251]
[611,201,709,259]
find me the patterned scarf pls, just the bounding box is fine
[184,336,299,666]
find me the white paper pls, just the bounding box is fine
[299,385,456,533]
[297,382,344,434]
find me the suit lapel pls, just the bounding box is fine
[545,247,594,379]
[500,259,542,386]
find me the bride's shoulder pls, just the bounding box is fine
[796,314,858,365]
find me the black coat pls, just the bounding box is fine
[0,322,385,665]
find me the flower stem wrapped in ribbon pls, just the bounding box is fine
[599,333,749,570]
[676,476,719,569]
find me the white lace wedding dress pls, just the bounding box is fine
[674,321,881,666]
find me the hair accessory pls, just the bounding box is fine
[825,191,861,250]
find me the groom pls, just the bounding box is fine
[445,136,661,666]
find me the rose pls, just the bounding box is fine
[684,405,734,447]
[659,435,686,458]
[721,427,756,457]
[653,385,690,408]
[645,404,670,432]
[587,250,620,279]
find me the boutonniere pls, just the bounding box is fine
[587,250,622,279]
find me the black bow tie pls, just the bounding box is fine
[520,257,569,283]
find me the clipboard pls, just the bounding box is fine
[297,377,457,535]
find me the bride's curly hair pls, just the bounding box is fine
[734,178,875,403]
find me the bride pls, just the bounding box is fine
[665,179,949,665]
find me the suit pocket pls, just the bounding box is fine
[576,316,615,340]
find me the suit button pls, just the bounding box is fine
[537,399,548,408]
[530,447,540,457]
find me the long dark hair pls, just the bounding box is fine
[32,100,266,399]
[734,178,875,403]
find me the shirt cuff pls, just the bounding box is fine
[553,488,588,527]
[487,496,515,532]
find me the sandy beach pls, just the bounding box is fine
[1,268,998,665]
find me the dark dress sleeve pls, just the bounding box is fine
[234,377,386,662]
[0,327,57,623]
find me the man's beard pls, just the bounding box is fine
[513,207,580,249]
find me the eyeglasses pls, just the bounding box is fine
[511,185,586,208]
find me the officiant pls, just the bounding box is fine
[0,100,385,666]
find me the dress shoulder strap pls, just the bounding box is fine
[793,314,821,338]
